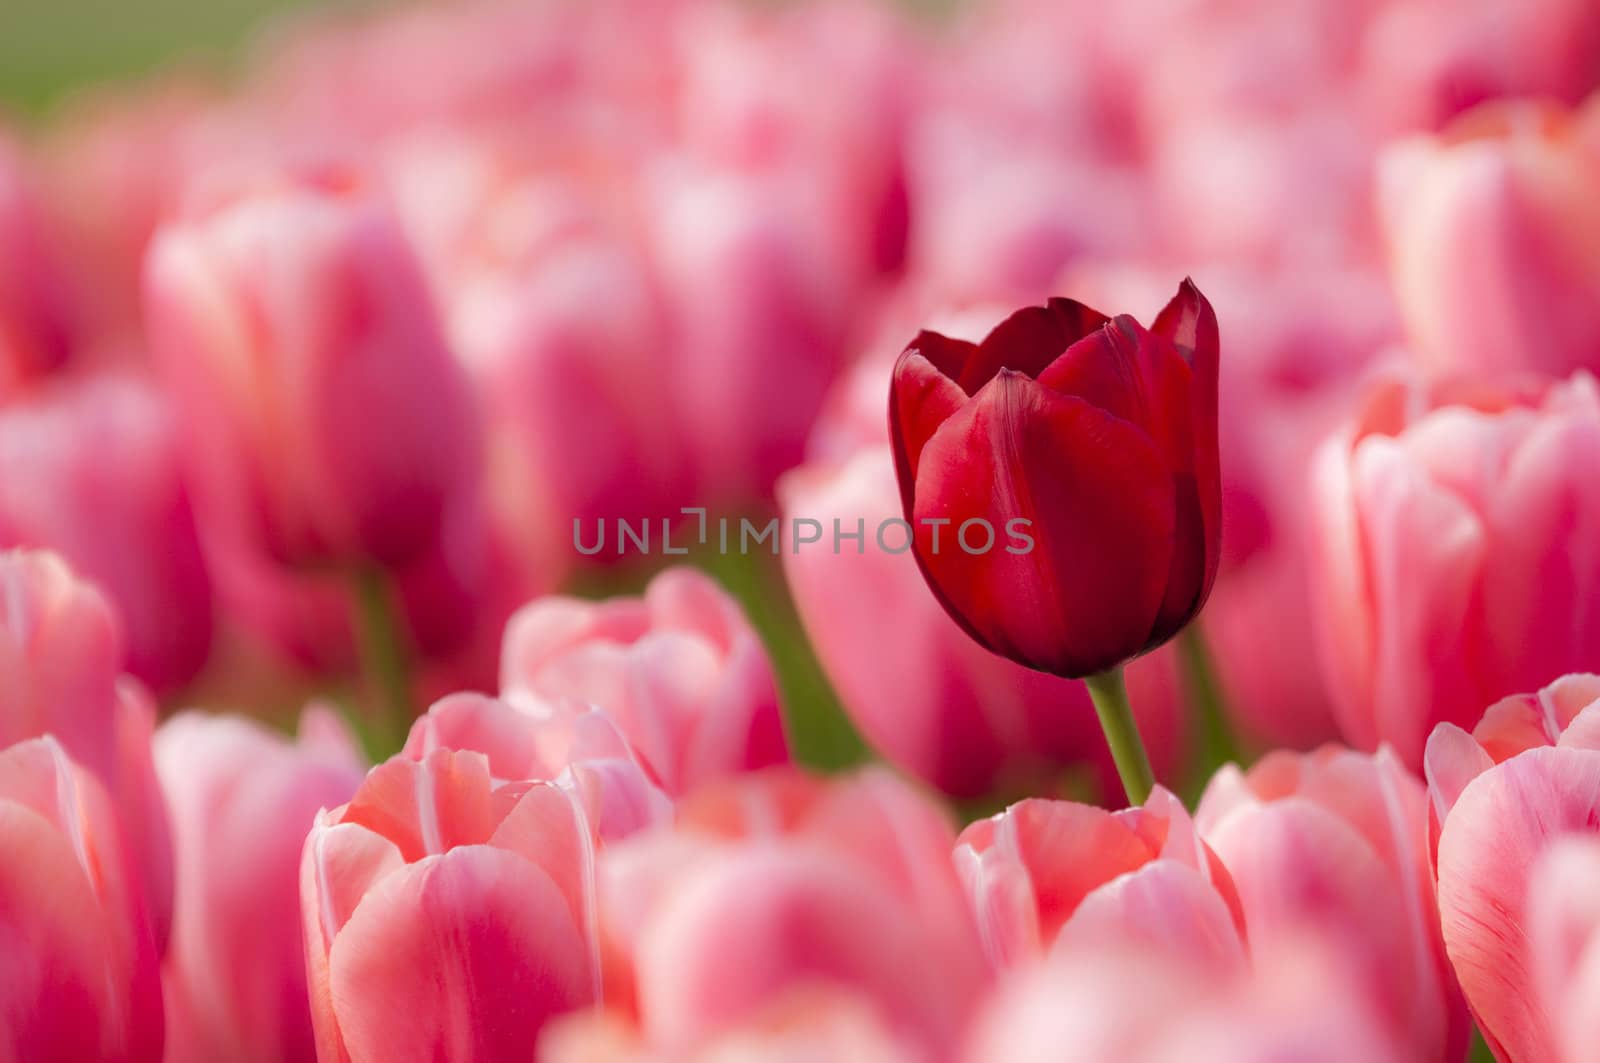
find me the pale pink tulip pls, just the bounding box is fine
[143,165,478,569]
[0,548,173,945]
[1310,371,1600,768]
[1424,675,1600,1062]
[451,211,688,580]
[500,567,789,795]
[1379,99,1600,379]
[0,372,213,691]
[155,709,364,1063]
[593,767,988,1062]
[0,736,164,1062]
[1528,836,1600,1063]
[300,747,599,1062]
[0,133,72,396]
[955,787,1244,971]
[1197,745,1470,1061]
[779,355,1183,799]
[400,692,672,842]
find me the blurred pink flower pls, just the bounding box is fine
[1380,98,1600,379]
[1424,674,1600,1062]
[648,164,858,500]
[1197,745,1470,1062]
[592,767,988,1061]
[0,549,173,946]
[779,354,1183,799]
[155,708,364,1063]
[0,133,73,396]
[0,736,164,1062]
[500,567,789,795]
[955,787,1245,971]
[0,371,213,692]
[545,988,921,1063]
[300,747,599,1062]
[143,166,478,570]
[966,937,1409,1063]
[1310,371,1600,767]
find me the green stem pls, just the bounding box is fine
[351,565,414,758]
[1083,666,1155,806]
[1178,626,1242,801]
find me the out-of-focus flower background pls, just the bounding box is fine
[8,1,1600,1061]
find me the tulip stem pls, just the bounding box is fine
[351,565,413,757]
[1178,626,1242,801]
[1084,666,1155,806]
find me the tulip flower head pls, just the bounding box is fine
[888,280,1220,680]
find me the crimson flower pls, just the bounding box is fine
[889,280,1220,679]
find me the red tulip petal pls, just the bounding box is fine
[958,298,1110,393]
[904,329,978,388]
[889,349,968,515]
[910,370,1175,677]
[1153,279,1222,603]
[327,846,595,1063]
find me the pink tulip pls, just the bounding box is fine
[0,548,173,946]
[1379,99,1600,379]
[967,938,1408,1063]
[1528,836,1600,1063]
[0,371,213,691]
[1196,745,1470,1062]
[300,746,600,1062]
[448,206,688,580]
[143,165,478,569]
[1310,371,1600,768]
[400,693,673,842]
[155,708,364,1063]
[1424,674,1600,1062]
[0,736,164,1062]
[647,164,857,500]
[955,787,1245,971]
[0,133,72,396]
[500,567,789,795]
[779,354,1183,799]
[592,767,988,1061]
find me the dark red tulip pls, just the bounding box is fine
[889,280,1220,679]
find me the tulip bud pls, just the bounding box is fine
[155,709,364,1063]
[300,747,599,1062]
[1309,372,1600,768]
[143,167,477,569]
[500,567,789,795]
[400,693,673,842]
[0,372,213,692]
[1379,99,1600,378]
[782,352,1185,799]
[0,736,164,1062]
[888,280,1220,679]
[0,548,173,946]
[955,788,1244,971]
